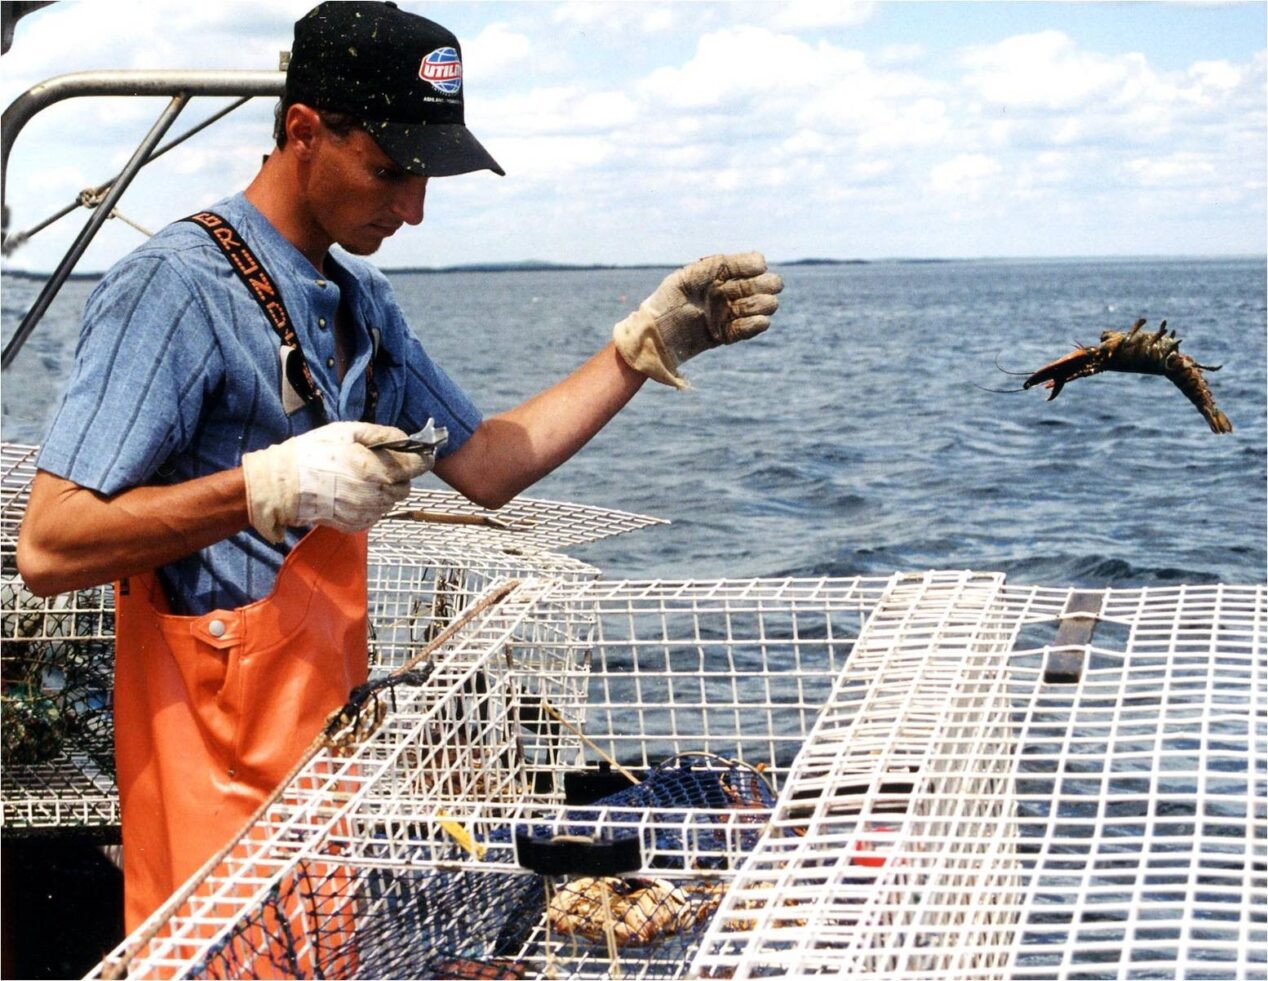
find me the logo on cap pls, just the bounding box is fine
[420,47,462,95]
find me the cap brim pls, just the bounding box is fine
[366,121,505,178]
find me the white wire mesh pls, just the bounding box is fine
[90,573,1266,981]
[3,444,118,826]
[88,575,886,979]
[694,576,1267,981]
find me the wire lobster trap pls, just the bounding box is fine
[363,488,663,673]
[2,444,119,831]
[91,572,1266,981]
[0,441,664,834]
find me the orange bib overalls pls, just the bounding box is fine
[113,525,369,935]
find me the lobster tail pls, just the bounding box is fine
[1166,353,1234,433]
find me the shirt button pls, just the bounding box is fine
[316,280,327,288]
[318,317,327,329]
[326,357,336,368]
[208,619,226,638]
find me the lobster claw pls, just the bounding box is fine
[1023,347,1096,401]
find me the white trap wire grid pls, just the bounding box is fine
[695,576,1266,981]
[90,575,888,979]
[2,443,119,829]
[0,441,661,832]
[93,573,1265,981]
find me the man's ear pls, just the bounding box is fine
[284,103,323,159]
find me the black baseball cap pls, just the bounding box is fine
[286,1,504,177]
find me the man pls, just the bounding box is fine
[16,1,782,933]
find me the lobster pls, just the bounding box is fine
[1022,319,1232,433]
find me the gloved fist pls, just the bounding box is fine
[612,251,783,388]
[241,422,432,543]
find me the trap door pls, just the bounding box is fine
[690,569,1024,979]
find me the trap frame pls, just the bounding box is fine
[89,572,1265,981]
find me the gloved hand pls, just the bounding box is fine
[612,251,783,388]
[241,422,432,543]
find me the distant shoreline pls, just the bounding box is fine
[0,257,876,279]
[1,255,1262,280]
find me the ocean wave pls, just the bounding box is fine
[769,551,1242,588]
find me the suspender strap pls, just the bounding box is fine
[183,211,378,423]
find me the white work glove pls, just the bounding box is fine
[612,251,783,389]
[241,422,432,543]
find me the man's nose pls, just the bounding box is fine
[392,177,428,225]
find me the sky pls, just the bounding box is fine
[0,1,1264,272]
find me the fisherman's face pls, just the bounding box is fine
[306,123,428,256]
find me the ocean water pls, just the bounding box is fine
[3,257,1265,587]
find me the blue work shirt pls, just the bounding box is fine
[38,192,482,615]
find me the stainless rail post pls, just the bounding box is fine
[1,70,284,207]
[0,69,284,370]
[1,95,189,370]
[2,96,255,255]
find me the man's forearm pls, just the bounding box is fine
[434,342,647,509]
[16,469,251,596]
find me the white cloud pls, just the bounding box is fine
[957,27,1266,190]
[2,1,300,86]
[490,135,617,181]
[573,91,641,130]
[636,26,815,109]
[779,129,831,156]
[851,159,895,182]
[480,86,638,140]
[876,43,927,66]
[1123,153,1218,188]
[636,24,941,155]
[465,24,534,84]
[0,2,1262,270]
[766,1,875,31]
[855,97,951,151]
[929,153,1002,193]
[24,163,90,194]
[1186,59,1244,97]
[550,2,680,35]
[961,30,1145,112]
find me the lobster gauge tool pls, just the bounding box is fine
[370,417,448,455]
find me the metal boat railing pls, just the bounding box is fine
[1,67,285,369]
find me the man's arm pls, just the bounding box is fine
[433,342,646,510]
[433,252,783,509]
[16,469,251,597]
[18,253,778,593]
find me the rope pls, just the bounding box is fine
[3,97,253,256]
[109,209,154,238]
[99,578,523,981]
[533,697,643,785]
[75,186,154,238]
[600,881,623,978]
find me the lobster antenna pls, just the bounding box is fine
[992,352,1032,376]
